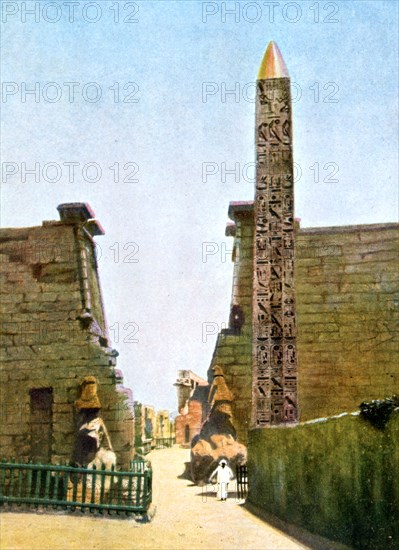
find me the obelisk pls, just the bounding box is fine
[252,41,298,427]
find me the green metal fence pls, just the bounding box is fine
[0,459,152,516]
[236,464,248,500]
[130,458,151,473]
[155,437,176,449]
[142,441,152,455]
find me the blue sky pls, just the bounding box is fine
[1,0,398,411]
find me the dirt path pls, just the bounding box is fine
[0,447,309,550]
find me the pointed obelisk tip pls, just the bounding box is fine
[258,41,289,79]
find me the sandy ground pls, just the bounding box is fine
[0,447,309,550]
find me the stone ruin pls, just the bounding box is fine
[0,203,135,469]
[73,376,116,470]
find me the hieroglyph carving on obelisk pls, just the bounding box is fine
[252,41,298,427]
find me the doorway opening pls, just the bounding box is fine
[184,424,190,444]
[30,388,53,463]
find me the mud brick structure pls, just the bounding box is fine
[174,370,209,446]
[0,203,135,469]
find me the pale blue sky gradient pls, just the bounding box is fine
[1,0,398,410]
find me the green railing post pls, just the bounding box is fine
[54,468,60,509]
[99,466,106,514]
[108,464,115,510]
[116,473,123,515]
[90,465,97,512]
[148,468,153,506]
[43,467,51,507]
[0,459,8,501]
[136,473,142,509]
[61,468,67,509]
[0,459,152,515]
[26,462,33,504]
[127,473,133,506]
[71,465,78,511]
[9,460,15,504]
[81,467,87,513]
[144,471,149,509]
[17,467,23,506]
[34,465,41,508]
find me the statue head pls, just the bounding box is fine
[212,365,224,377]
[75,376,101,410]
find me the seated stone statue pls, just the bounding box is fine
[190,365,247,484]
[73,377,117,490]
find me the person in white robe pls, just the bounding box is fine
[209,459,234,501]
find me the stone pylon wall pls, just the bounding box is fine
[0,215,135,469]
[207,204,254,445]
[207,210,399,441]
[295,223,399,420]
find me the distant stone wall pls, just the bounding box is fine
[247,411,399,549]
[0,208,135,469]
[155,410,173,439]
[134,402,155,450]
[207,201,399,441]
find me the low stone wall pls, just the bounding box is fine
[247,411,398,549]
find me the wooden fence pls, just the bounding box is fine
[0,459,152,515]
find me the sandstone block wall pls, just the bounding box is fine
[208,203,398,442]
[207,204,254,444]
[296,223,399,420]
[134,402,155,450]
[0,213,135,469]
